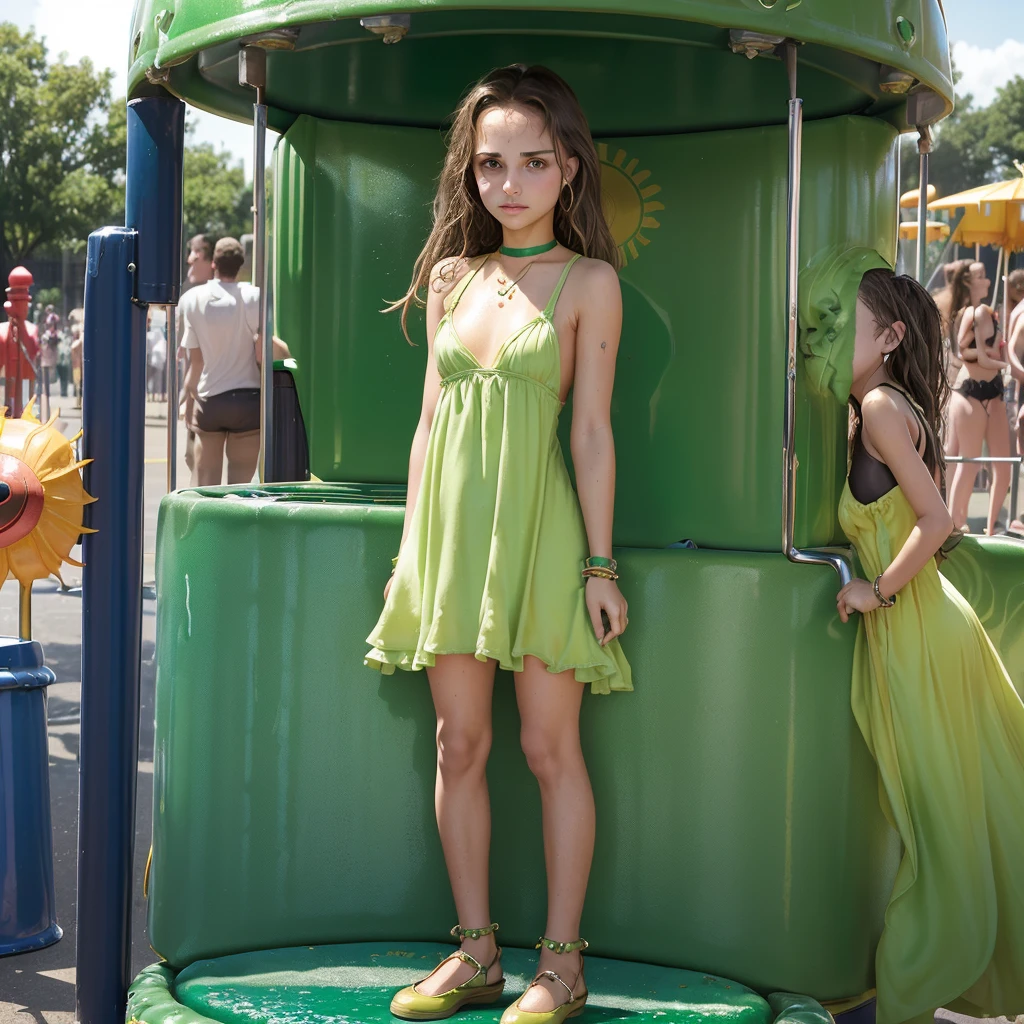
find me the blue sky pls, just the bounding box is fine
[4,0,1020,173]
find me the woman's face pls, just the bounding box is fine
[969,261,990,305]
[473,104,577,234]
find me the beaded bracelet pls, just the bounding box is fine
[583,567,619,581]
[536,935,589,954]
[451,922,499,941]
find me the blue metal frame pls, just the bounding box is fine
[75,93,184,1024]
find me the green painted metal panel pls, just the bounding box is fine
[940,535,1024,699]
[274,114,895,550]
[150,487,898,999]
[128,1,951,127]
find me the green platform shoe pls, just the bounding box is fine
[499,937,588,1024]
[390,924,505,1021]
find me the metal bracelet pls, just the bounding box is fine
[872,575,895,608]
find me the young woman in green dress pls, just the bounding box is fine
[365,65,633,1024]
[836,268,1024,1024]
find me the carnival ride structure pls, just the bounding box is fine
[70,3,1024,1023]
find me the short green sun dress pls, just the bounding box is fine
[365,252,632,694]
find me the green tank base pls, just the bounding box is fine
[126,943,836,1024]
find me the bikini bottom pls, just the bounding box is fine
[957,374,1003,408]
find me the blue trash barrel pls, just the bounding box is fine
[0,636,62,956]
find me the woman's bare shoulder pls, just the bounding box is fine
[429,255,480,309]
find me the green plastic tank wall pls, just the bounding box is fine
[274,113,896,550]
[151,485,898,999]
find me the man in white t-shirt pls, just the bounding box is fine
[177,234,215,474]
[182,237,262,486]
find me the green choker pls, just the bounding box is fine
[499,240,557,258]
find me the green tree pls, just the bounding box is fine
[982,75,1024,178]
[183,141,253,242]
[0,23,124,276]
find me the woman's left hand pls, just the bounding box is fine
[836,578,881,623]
[585,576,628,645]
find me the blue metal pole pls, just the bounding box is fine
[76,226,144,1024]
[75,92,183,1024]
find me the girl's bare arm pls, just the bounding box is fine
[397,263,449,554]
[570,260,628,643]
[864,392,953,596]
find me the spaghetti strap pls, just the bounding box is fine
[544,253,583,316]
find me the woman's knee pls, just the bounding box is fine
[520,723,579,783]
[435,722,491,779]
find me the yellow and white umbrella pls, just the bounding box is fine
[898,219,949,243]
[929,162,1024,325]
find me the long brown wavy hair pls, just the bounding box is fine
[387,64,620,341]
[932,258,974,355]
[858,267,949,483]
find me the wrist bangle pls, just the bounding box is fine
[585,555,617,572]
[872,575,895,608]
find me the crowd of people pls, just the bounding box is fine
[34,304,83,416]
[931,260,1024,534]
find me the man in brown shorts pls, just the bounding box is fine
[181,238,263,485]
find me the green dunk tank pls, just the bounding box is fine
[122,2,1024,1023]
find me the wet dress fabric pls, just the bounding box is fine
[839,390,1024,1024]
[366,253,632,694]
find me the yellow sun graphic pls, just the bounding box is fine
[599,144,663,264]
[0,403,96,587]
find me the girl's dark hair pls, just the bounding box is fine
[386,64,620,341]
[932,259,974,354]
[859,267,949,483]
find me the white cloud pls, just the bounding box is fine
[952,39,1024,108]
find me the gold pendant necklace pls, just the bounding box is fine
[495,260,535,308]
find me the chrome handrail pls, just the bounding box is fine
[779,40,853,586]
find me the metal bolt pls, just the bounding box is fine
[127,263,137,273]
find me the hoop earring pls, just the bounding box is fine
[560,179,575,212]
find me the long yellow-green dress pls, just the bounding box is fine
[366,253,632,694]
[839,480,1024,1024]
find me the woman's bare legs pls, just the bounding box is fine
[947,392,986,529]
[514,657,592,1012]
[984,398,1011,533]
[417,654,502,995]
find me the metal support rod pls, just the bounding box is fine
[19,582,32,640]
[779,42,852,584]
[166,305,178,491]
[991,246,1003,309]
[946,456,1022,463]
[254,99,272,481]
[1011,458,1020,526]
[240,46,273,483]
[916,128,932,283]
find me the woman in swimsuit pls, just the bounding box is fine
[946,301,1009,533]
[366,64,632,1024]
